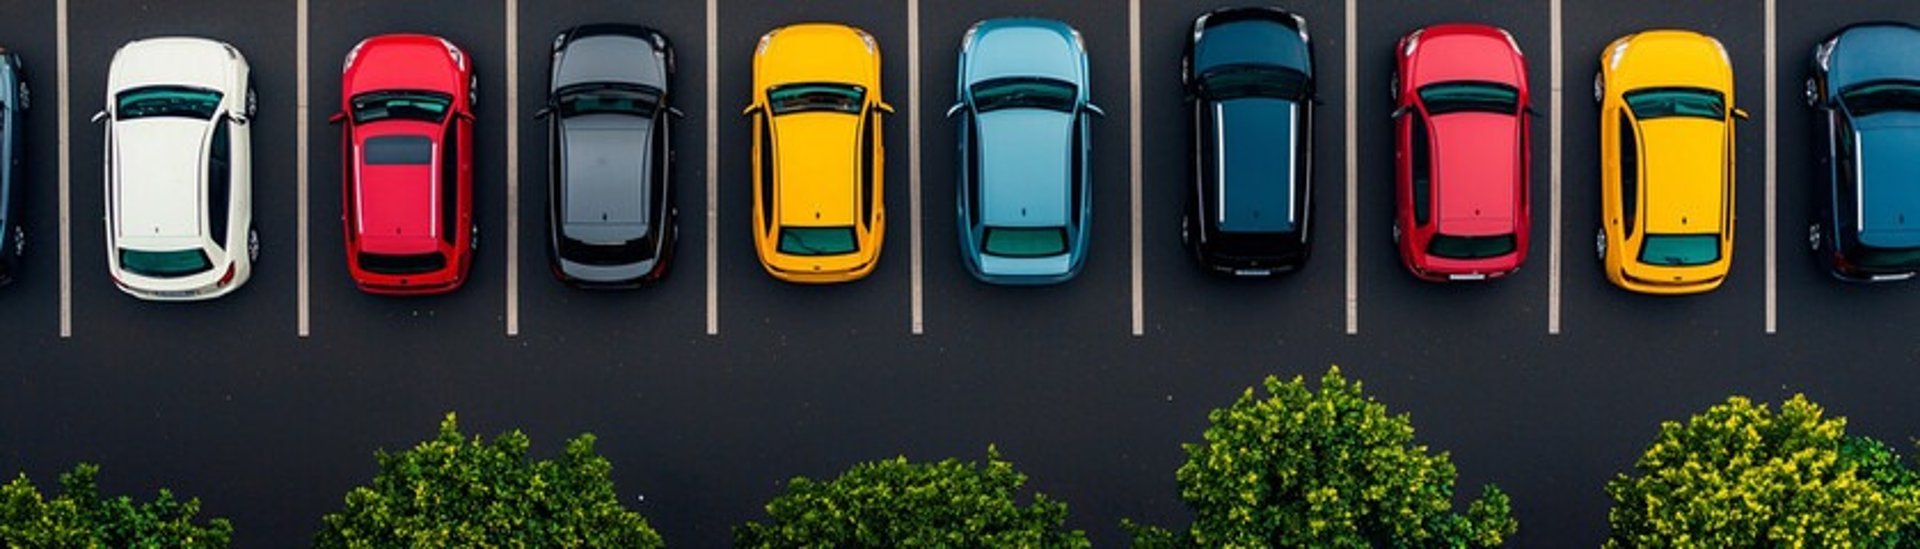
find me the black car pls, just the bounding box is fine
[1806,22,1920,282]
[0,48,28,286]
[1181,7,1316,277]
[541,24,678,288]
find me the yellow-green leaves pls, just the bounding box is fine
[0,463,232,547]
[1606,395,1920,548]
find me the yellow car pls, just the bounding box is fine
[745,23,891,283]
[1594,30,1747,295]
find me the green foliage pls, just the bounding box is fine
[1126,366,1517,548]
[0,463,232,548]
[734,446,1090,548]
[314,413,662,548]
[1606,395,1920,548]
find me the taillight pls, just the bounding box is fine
[216,264,237,287]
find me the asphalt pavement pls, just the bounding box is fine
[1,0,1918,546]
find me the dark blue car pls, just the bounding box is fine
[0,47,27,286]
[1807,22,1920,282]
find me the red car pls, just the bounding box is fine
[334,34,476,295]
[1391,24,1531,282]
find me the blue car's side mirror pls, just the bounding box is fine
[1085,103,1106,118]
[945,103,964,118]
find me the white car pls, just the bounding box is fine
[98,37,256,300]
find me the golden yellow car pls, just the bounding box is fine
[745,23,890,283]
[1594,30,1747,295]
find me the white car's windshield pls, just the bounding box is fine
[116,86,222,120]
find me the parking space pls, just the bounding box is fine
[4,0,1920,547]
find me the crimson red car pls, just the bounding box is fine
[334,34,476,295]
[1391,24,1532,282]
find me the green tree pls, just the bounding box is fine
[734,447,1089,548]
[1606,395,1920,547]
[1127,367,1517,547]
[314,413,662,548]
[0,463,232,547]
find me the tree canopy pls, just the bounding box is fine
[0,463,232,548]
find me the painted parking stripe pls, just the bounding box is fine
[1764,0,1777,335]
[705,0,719,336]
[56,0,70,339]
[1548,0,1563,335]
[909,0,924,335]
[505,0,521,337]
[1129,0,1144,337]
[297,0,310,338]
[1343,0,1358,336]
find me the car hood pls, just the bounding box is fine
[1829,25,1920,91]
[346,37,460,97]
[554,34,665,90]
[978,109,1073,227]
[109,38,235,94]
[355,124,442,255]
[1411,32,1521,86]
[561,113,652,241]
[1195,19,1309,74]
[970,25,1080,84]
[1856,112,1920,248]
[773,112,862,227]
[1210,98,1297,233]
[113,118,208,239]
[1433,112,1519,235]
[1639,117,1727,235]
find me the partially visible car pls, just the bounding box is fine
[0,47,26,286]
[1392,23,1532,282]
[1181,7,1316,277]
[542,24,678,289]
[1594,30,1746,295]
[953,18,1102,285]
[745,23,889,284]
[1806,22,1920,282]
[100,37,256,301]
[335,34,476,296]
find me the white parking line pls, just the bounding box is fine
[505,0,521,337]
[1129,0,1144,337]
[705,0,719,336]
[56,0,70,339]
[1764,0,1777,335]
[1548,0,1563,335]
[297,0,311,338]
[1343,0,1357,336]
[908,0,924,336]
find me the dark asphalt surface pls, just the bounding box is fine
[3,0,1919,546]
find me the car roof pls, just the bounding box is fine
[1207,97,1297,233]
[772,112,861,228]
[979,109,1072,227]
[1432,112,1519,235]
[1194,12,1309,74]
[560,114,653,241]
[354,122,443,254]
[1856,115,1920,248]
[1637,117,1726,235]
[114,118,210,241]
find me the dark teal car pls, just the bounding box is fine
[0,47,26,286]
[950,18,1103,285]
[1807,22,1920,282]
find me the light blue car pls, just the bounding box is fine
[950,18,1102,285]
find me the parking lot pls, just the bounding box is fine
[2,0,1918,545]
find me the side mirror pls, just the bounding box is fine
[1524,105,1542,117]
[945,103,964,118]
[1732,108,1750,121]
[533,105,553,119]
[876,102,895,115]
[232,114,250,126]
[328,112,346,124]
[742,104,760,117]
[1391,105,1411,119]
[1085,103,1107,118]
[667,106,686,118]
[91,111,108,124]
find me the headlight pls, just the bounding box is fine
[962,25,979,51]
[1192,14,1210,44]
[756,32,774,56]
[1814,37,1837,72]
[551,32,567,54]
[439,38,465,70]
[1608,41,1630,70]
[1499,28,1522,56]
[1403,29,1423,57]
[1290,12,1309,43]
[1069,27,1085,49]
[857,30,877,53]
[1711,37,1730,66]
[342,41,365,73]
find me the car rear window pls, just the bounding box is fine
[982,226,1068,258]
[777,226,858,256]
[1638,233,1720,266]
[1848,244,1920,270]
[358,251,446,275]
[363,136,434,165]
[120,248,213,278]
[1427,233,1517,259]
[561,235,654,266]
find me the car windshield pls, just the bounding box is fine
[358,252,446,275]
[1427,233,1517,259]
[119,248,213,278]
[351,90,453,124]
[767,83,863,115]
[557,84,660,118]
[115,86,222,120]
[1638,233,1720,266]
[1841,81,1920,118]
[1198,65,1308,101]
[1623,88,1725,120]
[1418,81,1519,115]
[1848,244,1920,270]
[362,135,434,165]
[970,77,1077,113]
[777,226,858,256]
[982,226,1068,258]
